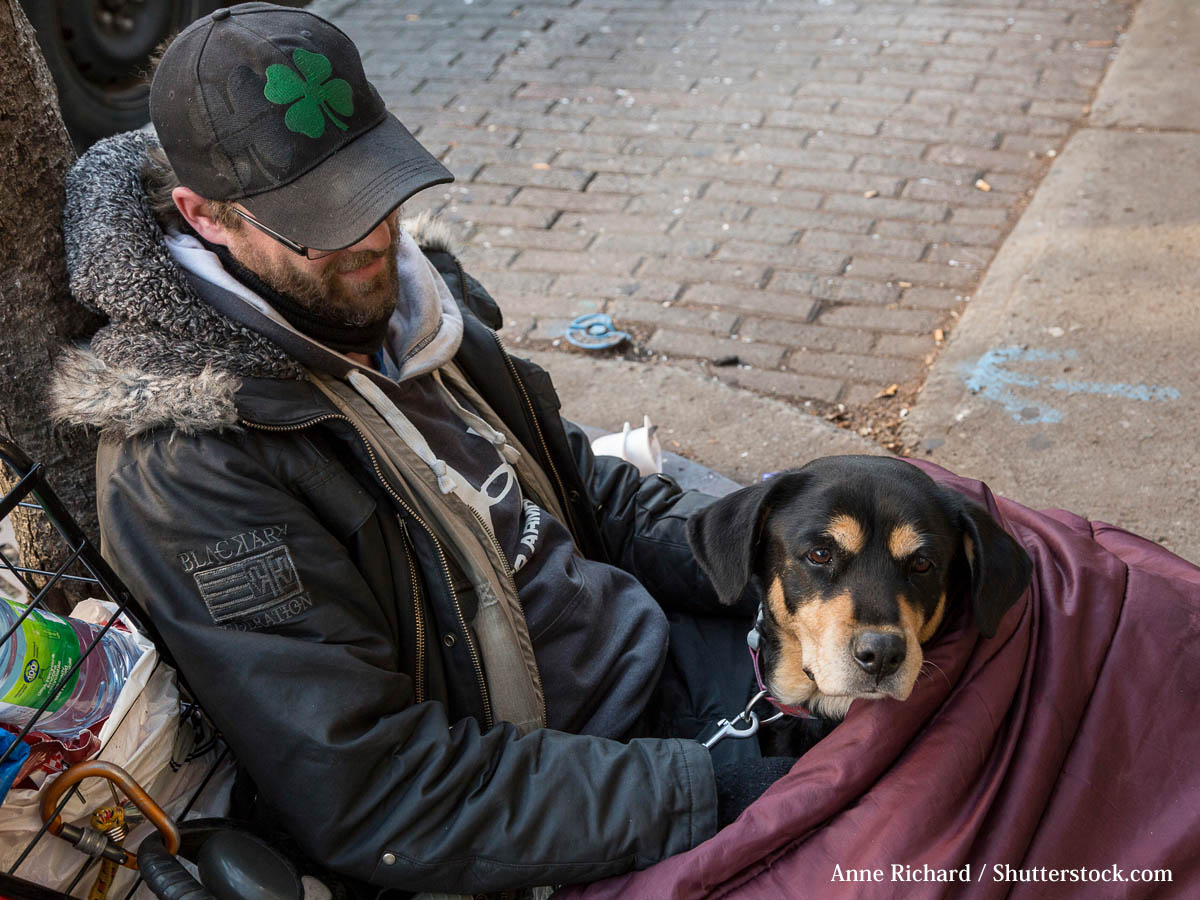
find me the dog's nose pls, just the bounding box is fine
[851,632,906,679]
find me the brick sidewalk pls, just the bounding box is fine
[330,0,1133,435]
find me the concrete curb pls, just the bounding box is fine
[903,0,1200,563]
[1090,0,1200,130]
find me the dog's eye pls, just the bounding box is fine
[911,556,933,574]
[806,547,833,565]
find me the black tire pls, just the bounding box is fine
[19,0,226,151]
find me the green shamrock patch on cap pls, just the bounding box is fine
[264,49,353,139]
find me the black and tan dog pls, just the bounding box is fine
[687,455,1032,746]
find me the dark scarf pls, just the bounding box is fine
[201,236,392,356]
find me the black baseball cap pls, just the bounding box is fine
[150,2,453,251]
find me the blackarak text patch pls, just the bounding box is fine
[178,524,290,573]
[182,525,312,630]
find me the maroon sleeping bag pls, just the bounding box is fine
[560,459,1200,899]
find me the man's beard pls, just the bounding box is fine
[234,223,401,327]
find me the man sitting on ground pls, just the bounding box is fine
[51,3,791,897]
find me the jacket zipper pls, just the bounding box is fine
[463,503,548,730]
[396,520,425,705]
[241,414,492,730]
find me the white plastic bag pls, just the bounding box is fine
[0,599,234,897]
[0,517,29,604]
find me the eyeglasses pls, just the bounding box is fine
[231,208,339,260]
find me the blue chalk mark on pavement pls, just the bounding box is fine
[961,347,1180,424]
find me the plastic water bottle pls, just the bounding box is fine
[0,598,143,739]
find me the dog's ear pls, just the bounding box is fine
[955,497,1033,638]
[687,474,801,605]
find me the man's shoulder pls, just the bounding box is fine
[95,396,327,514]
[96,414,247,482]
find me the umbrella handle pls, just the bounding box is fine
[41,759,181,868]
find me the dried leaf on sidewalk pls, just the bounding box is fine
[975,179,991,192]
[532,162,551,170]
[876,383,899,399]
[863,189,879,199]
[934,328,945,343]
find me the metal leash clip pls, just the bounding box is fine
[702,689,786,750]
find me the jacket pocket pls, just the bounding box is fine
[524,552,588,644]
[294,456,378,542]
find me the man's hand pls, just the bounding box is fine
[713,757,797,829]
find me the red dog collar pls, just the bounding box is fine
[748,641,816,720]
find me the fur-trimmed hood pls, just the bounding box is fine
[50,130,462,439]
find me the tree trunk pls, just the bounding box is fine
[0,1,104,612]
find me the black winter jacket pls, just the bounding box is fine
[58,134,721,895]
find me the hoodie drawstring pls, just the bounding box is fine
[431,370,522,466]
[347,370,459,494]
[347,368,521,495]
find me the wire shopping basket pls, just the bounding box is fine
[0,437,228,900]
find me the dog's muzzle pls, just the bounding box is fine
[748,605,815,720]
